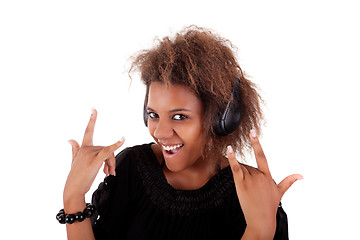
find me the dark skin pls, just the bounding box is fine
[227,134,303,238]
[146,82,218,190]
[64,109,124,240]
[64,83,302,239]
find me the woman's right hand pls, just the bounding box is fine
[63,109,125,200]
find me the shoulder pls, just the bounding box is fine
[91,143,155,212]
[114,142,155,171]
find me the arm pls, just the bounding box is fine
[62,109,125,240]
[63,194,94,240]
[241,225,275,240]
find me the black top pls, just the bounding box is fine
[91,143,288,239]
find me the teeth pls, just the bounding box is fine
[162,144,183,151]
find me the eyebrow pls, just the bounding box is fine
[146,107,192,113]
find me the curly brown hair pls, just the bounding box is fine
[129,26,264,165]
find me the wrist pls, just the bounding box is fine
[56,203,96,224]
[63,192,86,213]
[243,220,276,240]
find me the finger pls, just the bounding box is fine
[278,174,304,196]
[97,138,125,162]
[82,108,97,146]
[227,145,244,181]
[103,161,109,175]
[249,129,271,176]
[107,154,116,176]
[68,139,80,163]
[241,164,257,176]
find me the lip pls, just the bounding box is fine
[161,143,183,151]
[161,144,184,159]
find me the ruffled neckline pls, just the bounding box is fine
[135,143,235,216]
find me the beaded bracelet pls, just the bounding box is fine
[56,203,96,224]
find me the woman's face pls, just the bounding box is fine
[146,82,205,173]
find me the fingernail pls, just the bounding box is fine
[298,175,304,180]
[227,145,233,153]
[120,137,125,142]
[91,108,96,116]
[250,129,257,138]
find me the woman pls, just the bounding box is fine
[60,26,302,239]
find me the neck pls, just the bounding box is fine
[163,155,220,190]
[150,143,227,190]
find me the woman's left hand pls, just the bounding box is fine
[227,130,303,239]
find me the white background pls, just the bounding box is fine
[1,0,359,239]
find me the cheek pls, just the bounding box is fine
[148,124,154,135]
[147,123,156,138]
[180,122,204,146]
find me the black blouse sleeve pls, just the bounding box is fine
[90,147,136,239]
[274,202,289,240]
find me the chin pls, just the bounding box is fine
[163,154,200,174]
[163,157,186,173]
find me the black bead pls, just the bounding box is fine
[56,212,62,220]
[83,208,93,218]
[57,203,95,225]
[75,212,85,222]
[65,214,76,224]
[56,213,66,224]
[85,205,95,212]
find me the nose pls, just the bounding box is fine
[153,118,174,140]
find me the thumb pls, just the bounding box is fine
[278,174,304,196]
[68,139,80,163]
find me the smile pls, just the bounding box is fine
[162,144,184,154]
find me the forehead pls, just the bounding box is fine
[147,82,203,111]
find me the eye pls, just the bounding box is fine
[172,114,188,121]
[148,112,158,119]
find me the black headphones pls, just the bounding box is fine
[143,78,242,136]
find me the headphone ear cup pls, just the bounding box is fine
[213,99,241,136]
[213,79,242,136]
[143,105,149,127]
